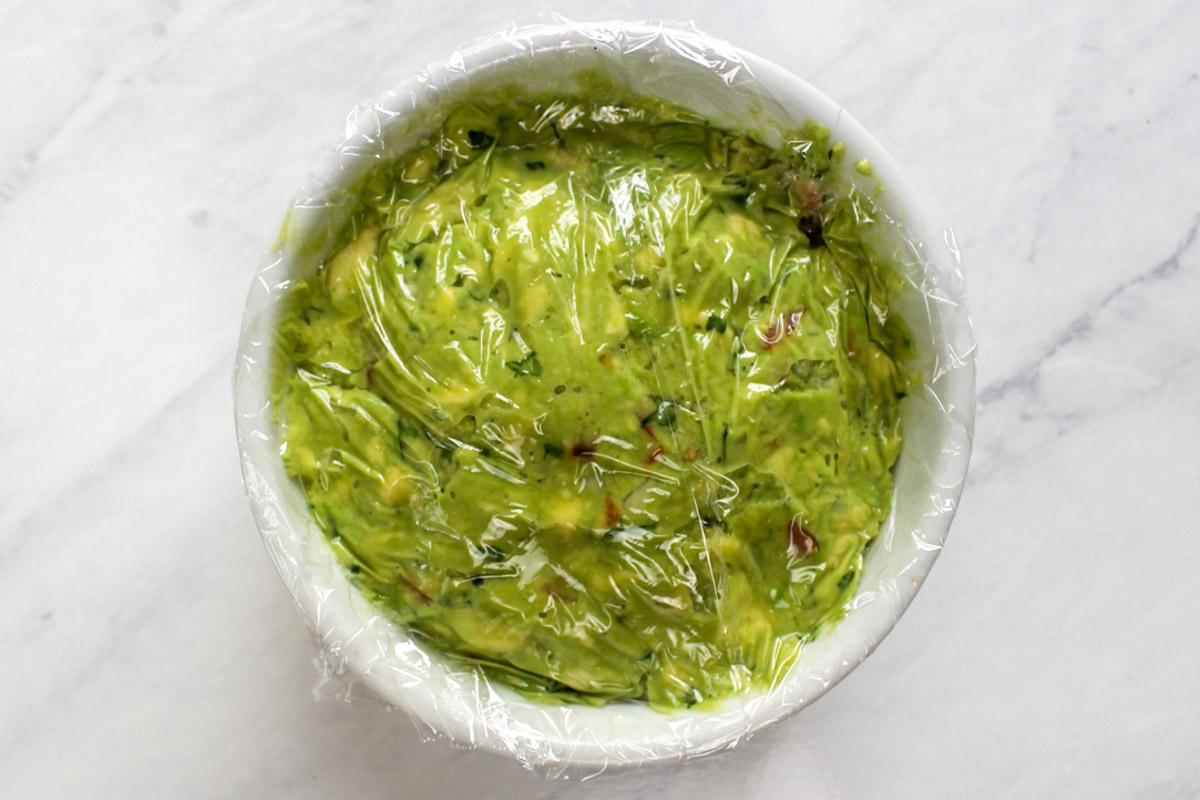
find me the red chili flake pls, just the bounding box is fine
[683,445,699,461]
[762,309,806,350]
[599,354,613,367]
[787,518,819,558]
[646,445,665,465]
[641,423,661,445]
[791,178,824,214]
[791,179,826,246]
[541,578,576,604]
[570,441,596,459]
[401,576,433,605]
[604,496,621,527]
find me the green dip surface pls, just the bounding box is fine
[272,92,915,709]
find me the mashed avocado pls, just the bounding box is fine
[272,92,914,709]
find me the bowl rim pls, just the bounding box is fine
[234,19,976,771]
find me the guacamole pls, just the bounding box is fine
[272,93,914,709]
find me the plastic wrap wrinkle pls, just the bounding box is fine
[233,19,975,776]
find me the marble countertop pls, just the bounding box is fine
[3,0,1197,797]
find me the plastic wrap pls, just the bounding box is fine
[234,20,975,775]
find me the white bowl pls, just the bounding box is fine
[234,20,976,773]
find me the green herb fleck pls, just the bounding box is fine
[505,351,543,377]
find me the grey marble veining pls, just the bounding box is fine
[2,0,1198,797]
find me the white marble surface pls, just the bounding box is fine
[2,0,1197,796]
